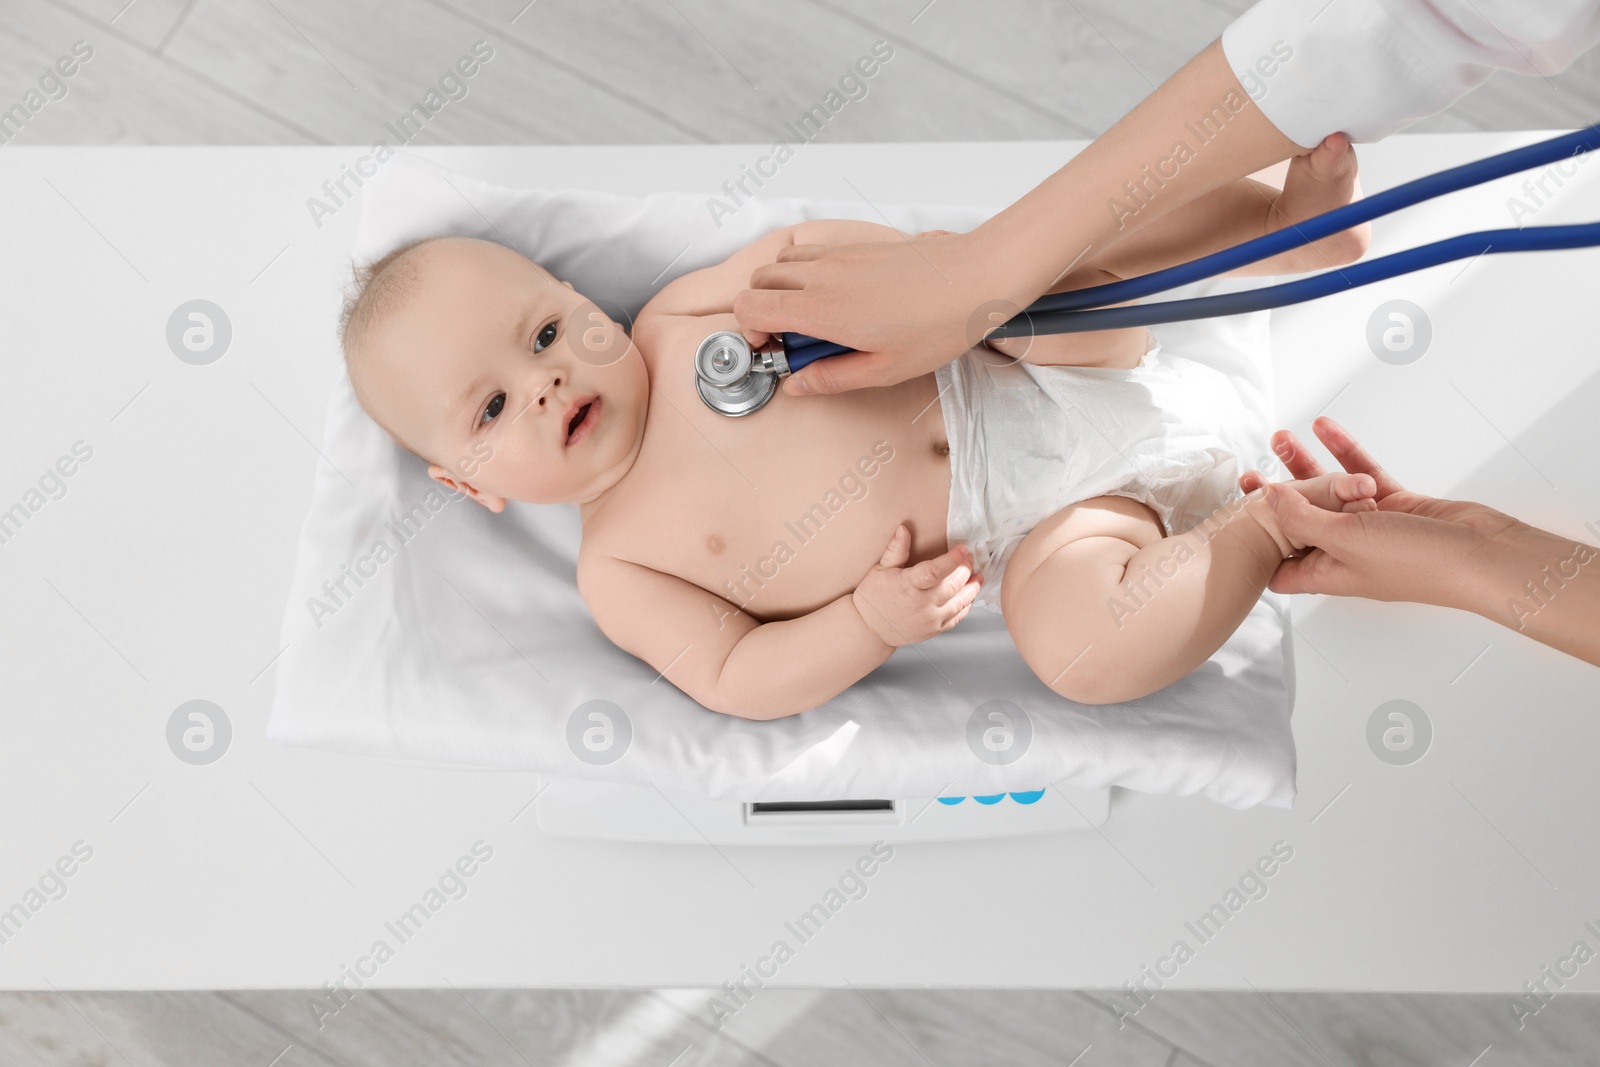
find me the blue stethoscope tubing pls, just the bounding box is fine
[778,123,1600,357]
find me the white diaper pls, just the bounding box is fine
[934,335,1249,614]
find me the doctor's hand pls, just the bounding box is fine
[734,227,1014,397]
[852,525,984,647]
[1237,416,1523,609]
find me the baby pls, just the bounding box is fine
[339,142,1375,719]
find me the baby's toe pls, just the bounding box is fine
[1284,471,1374,512]
[1332,471,1377,503]
[1306,133,1356,181]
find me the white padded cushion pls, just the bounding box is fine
[266,151,1298,810]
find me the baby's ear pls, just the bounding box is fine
[428,465,506,514]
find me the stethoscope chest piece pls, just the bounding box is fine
[695,330,783,417]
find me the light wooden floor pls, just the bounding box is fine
[5,0,1599,145]
[9,0,1600,1061]
[8,987,1600,1065]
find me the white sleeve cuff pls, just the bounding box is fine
[1222,0,1600,149]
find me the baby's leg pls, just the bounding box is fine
[979,267,1150,370]
[1000,472,1374,705]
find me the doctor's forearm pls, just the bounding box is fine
[1469,525,1600,668]
[1087,177,1281,282]
[973,37,1300,306]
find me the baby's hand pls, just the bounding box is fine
[852,525,983,647]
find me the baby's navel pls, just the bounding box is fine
[706,533,726,555]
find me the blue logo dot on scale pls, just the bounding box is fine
[935,789,1044,806]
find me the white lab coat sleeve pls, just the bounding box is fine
[1221,0,1600,148]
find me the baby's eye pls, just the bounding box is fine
[480,393,505,426]
[534,321,558,352]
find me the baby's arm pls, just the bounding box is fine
[578,553,892,720]
[579,526,980,719]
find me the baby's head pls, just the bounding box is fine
[338,235,648,513]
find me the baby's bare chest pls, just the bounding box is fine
[586,358,953,621]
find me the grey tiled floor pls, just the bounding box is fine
[8,0,1600,1062]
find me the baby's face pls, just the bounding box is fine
[356,237,648,512]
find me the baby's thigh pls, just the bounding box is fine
[983,325,1149,369]
[998,494,1164,698]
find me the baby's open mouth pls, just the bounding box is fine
[565,396,599,446]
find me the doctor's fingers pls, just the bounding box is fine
[1309,416,1407,498]
[1267,430,1327,481]
[1266,548,1342,597]
[1238,468,1272,494]
[1263,487,1432,599]
[774,242,829,263]
[784,349,901,396]
[1260,493,1362,596]
[733,284,822,337]
[748,258,813,290]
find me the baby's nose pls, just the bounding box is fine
[534,375,561,407]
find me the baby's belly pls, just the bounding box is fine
[592,371,953,623]
[691,438,951,621]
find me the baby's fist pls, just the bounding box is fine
[852,525,983,647]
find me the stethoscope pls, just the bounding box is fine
[694,331,802,418]
[697,124,1600,417]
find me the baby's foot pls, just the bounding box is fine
[1271,133,1371,269]
[1242,470,1377,558]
